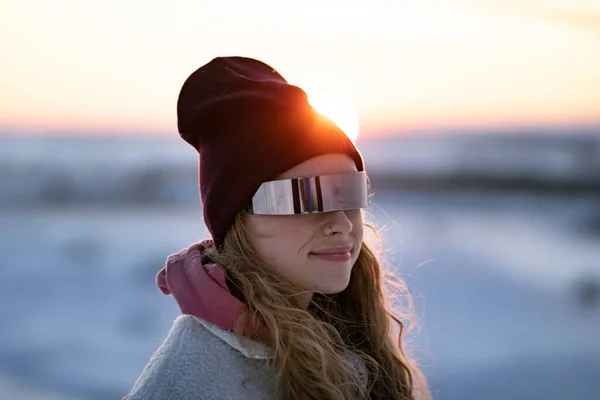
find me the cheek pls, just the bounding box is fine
[246,216,315,260]
[270,223,315,258]
[250,224,315,280]
[348,210,364,243]
[354,223,364,245]
[249,217,312,240]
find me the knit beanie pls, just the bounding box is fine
[177,56,364,244]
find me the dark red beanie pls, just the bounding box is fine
[177,56,364,244]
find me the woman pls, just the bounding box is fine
[126,56,430,400]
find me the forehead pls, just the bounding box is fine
[276,154,358,180]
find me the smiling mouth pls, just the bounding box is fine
[309,246,353,262]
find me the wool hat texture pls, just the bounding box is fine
[177,56,364,244]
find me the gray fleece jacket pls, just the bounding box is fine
[125,315,283,400]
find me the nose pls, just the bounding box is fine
[324,211,353,236]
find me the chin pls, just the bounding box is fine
[313,278,351,295]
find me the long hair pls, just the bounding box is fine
[208,210,430,400]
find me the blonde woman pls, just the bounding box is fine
[126,57,430,400]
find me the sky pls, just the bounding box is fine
[1,0,599,137]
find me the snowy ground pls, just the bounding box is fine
[1,190,599,399]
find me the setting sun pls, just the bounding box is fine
[308,93,360,142]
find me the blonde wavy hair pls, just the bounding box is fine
[208,210,430,400]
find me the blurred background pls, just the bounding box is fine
[1,0,599,399]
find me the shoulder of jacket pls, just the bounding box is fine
[125,315,275,400]
[125,315,219,399]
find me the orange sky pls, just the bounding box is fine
[1,0,599,137]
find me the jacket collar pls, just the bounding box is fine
[191,316,273,359]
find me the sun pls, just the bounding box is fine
[308,93,360,142]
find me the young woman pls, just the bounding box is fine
[126,56,430,400]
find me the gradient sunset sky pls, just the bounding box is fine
[2,0,599,137]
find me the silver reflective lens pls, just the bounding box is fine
[249,171,368,215]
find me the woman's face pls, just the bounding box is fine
[245,154,364,302]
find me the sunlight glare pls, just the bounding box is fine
[308,93,360,142]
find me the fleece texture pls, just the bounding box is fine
[125,315,283,400]
[125,315,369,399]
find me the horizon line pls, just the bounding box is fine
[1,120,599,139]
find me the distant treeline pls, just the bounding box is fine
[368,172,600,196]
[1,131,599,206]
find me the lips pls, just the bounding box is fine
[310,246,353,255]
[309,245,353,262]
